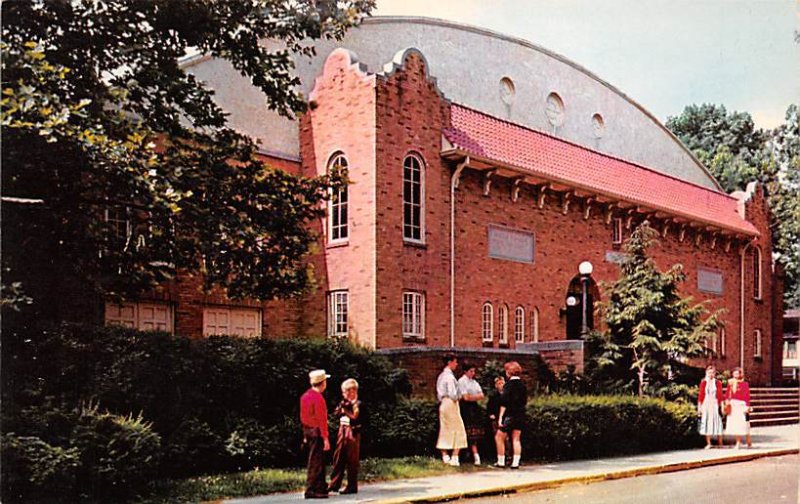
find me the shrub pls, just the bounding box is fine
[523,395,701,461]
[367,399,439,458]
[71,404,162,499]
[224,416,303,470]
[2,323,412,481]
[163,418,228,477]
[1,434,80,503]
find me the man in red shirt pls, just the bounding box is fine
[301,369,331,499]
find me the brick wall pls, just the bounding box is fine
[301,49,379,348]
[374,50,452,349]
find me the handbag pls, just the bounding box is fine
[722,403,731,416]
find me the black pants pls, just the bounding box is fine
[304,427,327,497]
[329,428,360,493]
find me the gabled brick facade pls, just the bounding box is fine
[117,47,781,385]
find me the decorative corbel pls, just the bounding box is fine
[604,203,616,225]
[562,192,572,215]
[710,234,718,250]
[679,225,687,243]
[695,231,703,247]
[583,197,594,220]
[483,169,496,196]
[452,156,469,189]
[511,177,524,203]
[625,209,635,230]
[537,185,549,209]
[661,220,670,238]
[724,238,732,253]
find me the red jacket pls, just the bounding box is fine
[724,380,750,406]
[300,388,329,441]
[698,379,723,405]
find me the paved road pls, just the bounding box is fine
[463,455,799,504]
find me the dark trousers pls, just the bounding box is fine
[328,428,360,493]
[304,427,327,497]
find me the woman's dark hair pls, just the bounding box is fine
[462,361,476,372]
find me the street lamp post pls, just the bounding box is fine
[579,261,593,338]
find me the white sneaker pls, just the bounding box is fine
[442,455,451,464]
[448,458,460,466]
[474,454,481,466]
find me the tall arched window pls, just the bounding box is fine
[514,306,525,342]
[482,303,493,342]
[753,246,762,300]
[531,307,540,342]
[754,329,762,358]
[499,304,509,344]
[328,153,349,243]
[403,154,424,242]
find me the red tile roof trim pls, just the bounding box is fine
[443,104,758,236]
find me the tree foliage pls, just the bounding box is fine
[1,0,373,319]
[586,222,720,397]
[667,103,800,307]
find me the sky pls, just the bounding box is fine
[373,0,800,129]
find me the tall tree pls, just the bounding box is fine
[586,222,720,397]
[1,0,373,321]
[667,103,800,307]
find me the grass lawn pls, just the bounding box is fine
[140,456,483,503]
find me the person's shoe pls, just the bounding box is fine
[704,444,712,450]
[340,488,358,494]
[305,492,329,499]
[510,464,520,470]
[448,458,460,467]
[491,462,506,469]
[734,442,741,450]
[442,454,451,464]
[474,454,481,466]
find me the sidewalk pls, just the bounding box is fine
[225,424,799,504]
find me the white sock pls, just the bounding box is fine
[442,454,451,463]
[512,455,521,467]
[474,454,481,465]
[451,455,459,464]
[496,455,505,466]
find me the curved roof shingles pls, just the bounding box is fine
[443,104,758,237]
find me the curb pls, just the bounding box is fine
[375,448,799,504]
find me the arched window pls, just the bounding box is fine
[403,154,424,243]
[753,247,762,300]
[328,153,349,243]
[531,307,540,343]
[482,303,493,342]
[514,306,525,342]
[754,329,762,358]
[499,304,509,344]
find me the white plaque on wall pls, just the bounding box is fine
[488,225,534,263]
[698,267,724,294]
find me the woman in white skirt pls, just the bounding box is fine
[435,355,468,465]
[697,365,724,449]
[724,367,751,449]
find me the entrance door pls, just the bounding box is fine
[565,275,597,340]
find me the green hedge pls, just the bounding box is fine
[523,395,701,460]
[2,323,412,491]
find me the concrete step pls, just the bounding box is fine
[750,416,799,427]
[750,410,800,418]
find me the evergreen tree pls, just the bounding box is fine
[587,222,720,397]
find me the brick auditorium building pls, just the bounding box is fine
[107,17,783,386]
